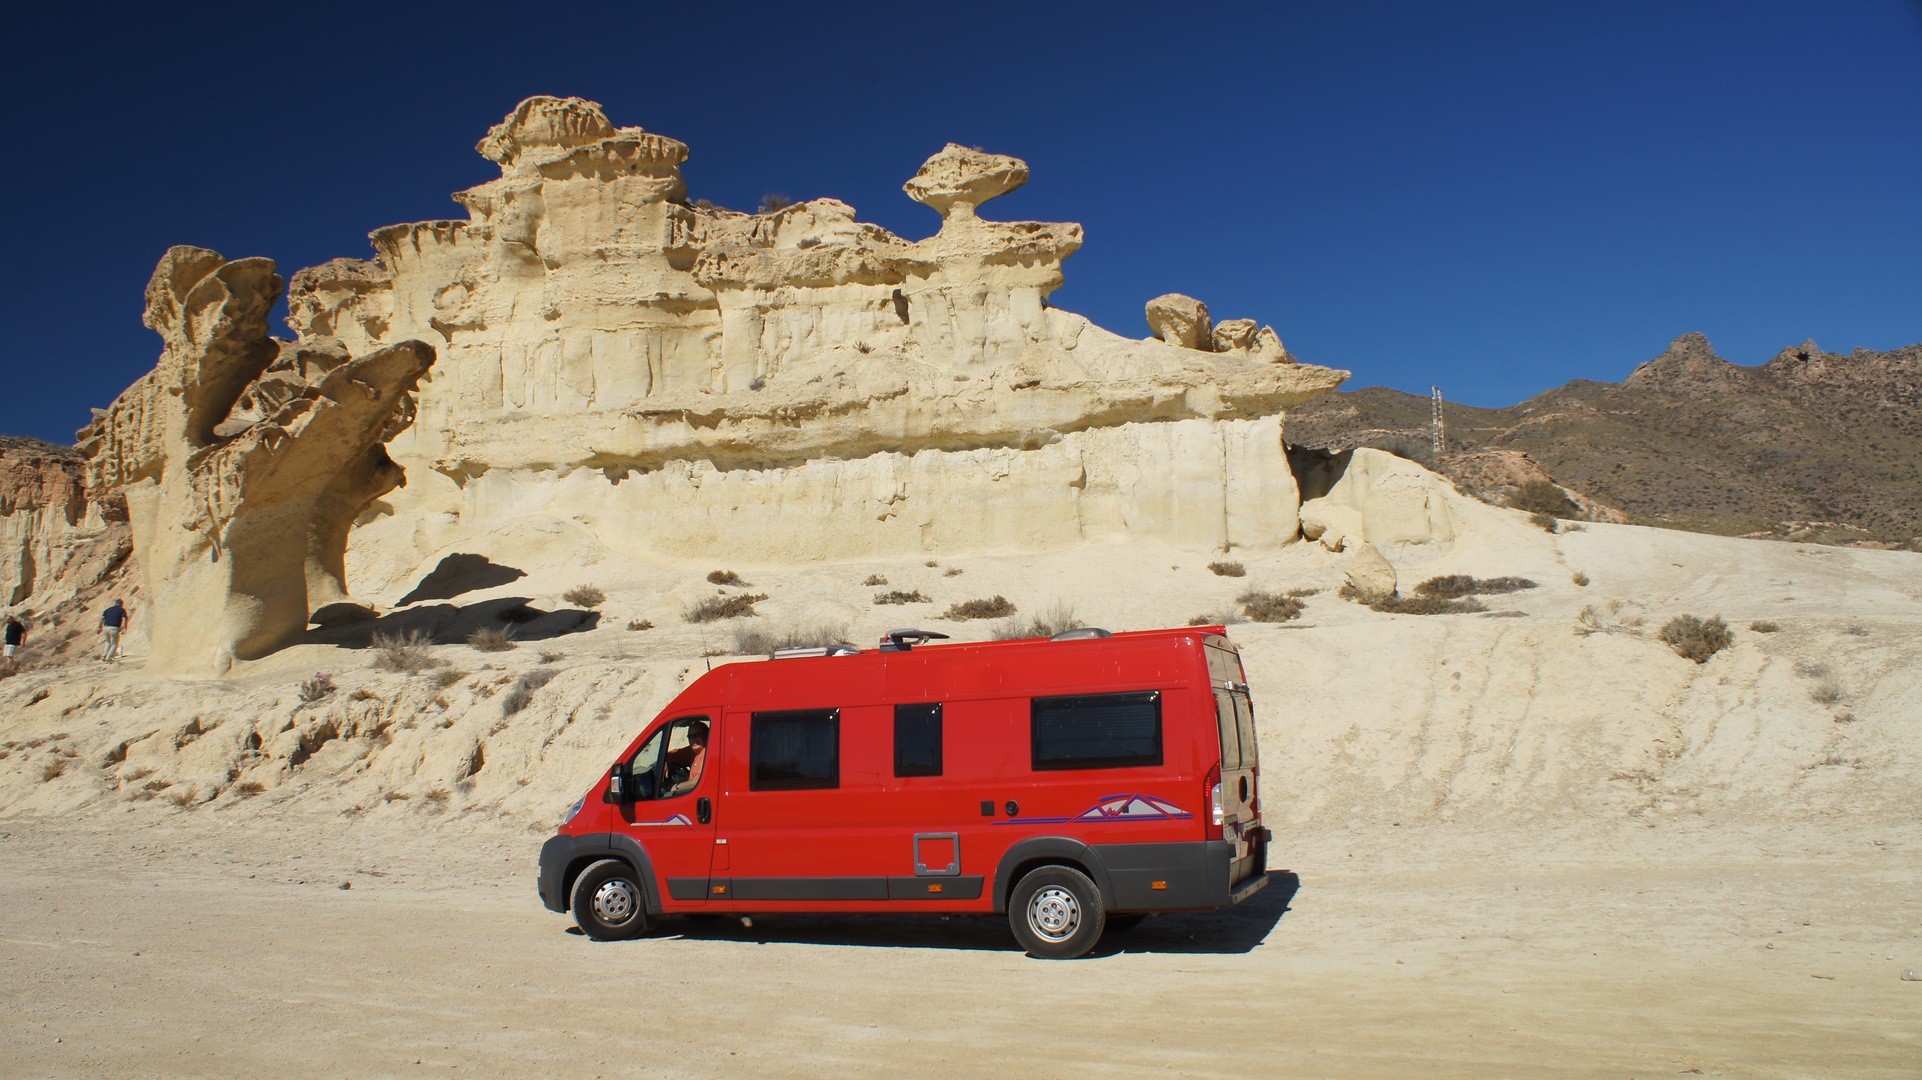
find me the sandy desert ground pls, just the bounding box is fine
[2,508,1919,1077]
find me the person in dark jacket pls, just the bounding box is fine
[3,612,24,667]
[100,600,130,662]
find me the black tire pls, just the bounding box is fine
[1008,865,1105,959]
[1104,913,1147,934]
[570,858,648,940]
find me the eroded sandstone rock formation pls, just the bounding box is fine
[78,248,434,674]
[266,96,1346,593]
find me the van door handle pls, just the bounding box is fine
[697,797,712,825]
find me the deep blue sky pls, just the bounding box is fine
[3,1,1918,445]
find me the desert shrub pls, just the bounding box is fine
[523,668,557,691]
[1237,590,1305,622]
[1810,677,1844,706]
[434,669,467,688]
[759,193,792,214]
[943,567,964,577]
[1415,575,1537,599]
[1363,434,1438,468]
[1572,571,1591,587]
[1208,561,1246,578]
[855,341,874,354]
[707,570,747,586]
[562,585,605,609]
[734,622,852,655]
[236,781,265,796]
[944,596,1015,620]
[41,760,65,782]
[862,574,888,586]
[1510,479,1579,519]
[1369,594,1487,616]
[925,561,940,568]
[349,688,380,702]
[874,590,929,606]
[299,672,337,702]
[992,601,1083,641]
[1286,587,1321,598]
[1749,620,1779,633]
[1576,600,1645,636]
[538,650,563,664]
[467,626,517,652]
[627,619,653,631]
[686,593,768,622]
[371,629,440,674]
[1530,511,1560,533]
[1658,615,1733,664]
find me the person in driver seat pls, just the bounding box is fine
[662,720,709,797]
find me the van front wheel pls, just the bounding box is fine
[1009,865,1105,959]
[571,859,648,940]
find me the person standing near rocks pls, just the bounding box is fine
[100,599,130,662]
[3,612,25,668]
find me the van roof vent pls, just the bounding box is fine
[1050,627,1113,641]
[879,629,950,652]
[772,645,861,660]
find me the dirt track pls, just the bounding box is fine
[2,813,1914,1078]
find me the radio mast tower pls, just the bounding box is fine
[1430,386,1445,455]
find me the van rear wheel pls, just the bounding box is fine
[571,859,648,940]
[1009,865,1105,959]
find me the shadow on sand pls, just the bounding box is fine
[568,872,1301,958]
[301,595,601,649]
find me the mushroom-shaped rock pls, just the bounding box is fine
[1146,293,1213,351]
[904,144,1029,222]
[1212,318,1260,355]
[78,246,435,675]
[477,95,618,165]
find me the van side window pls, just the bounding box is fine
[894,702,943,777]
[1031,691,1162,771]
[749,709,840,790]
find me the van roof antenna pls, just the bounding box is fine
[879,628,950,652]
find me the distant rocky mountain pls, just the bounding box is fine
[1285,333,1922,548]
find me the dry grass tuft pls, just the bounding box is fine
[1286,587,1321,598]
[298,672,337,702]
[627,619,653,631]
[236,781,266,796]
[686,593,768,623]
[1810,677,1844,706]
[1749,620,1780,633]
[1572,571,1591,587]
[1237,590,1306,622]
[1575,600,1645,636]
[1207,561,1246,577]
[370,626,440,668]
[1415,575,1537,599]
[41,760,65,782]
[1530,511,1560,533]
[707,570,747,587]
[434,669,467,688]
[992,601,1082,640]
[562,585,605,609]
[943,567,964,577]
[1658,614,1733,664]
[874,590,929,606]
[467,626,517,652]
[349,688,381,702]
[1369,594,1487,616]
[731,622,852,656]
[538,650,563,664]
[943,596,1015,620]
[862,574,888,586]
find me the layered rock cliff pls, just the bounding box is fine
[271,97,1345,597]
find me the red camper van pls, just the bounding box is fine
[537,625,1270,958]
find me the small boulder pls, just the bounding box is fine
[1343,542,1397,603]
[1146,294,1212,351]
[1211,318,1259,355]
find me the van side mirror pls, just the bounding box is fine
[603,762,633,804]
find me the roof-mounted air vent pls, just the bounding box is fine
[1049,627,1113,641]
[879,629,950,652]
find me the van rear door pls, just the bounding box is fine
[1204,637,1263,886]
